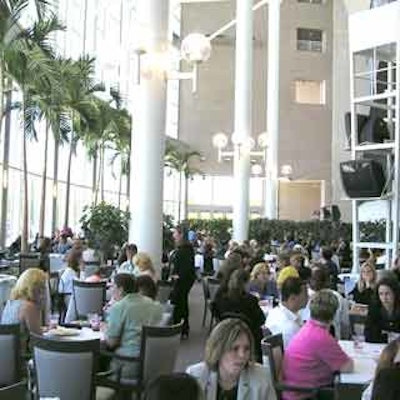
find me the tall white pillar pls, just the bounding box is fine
[264,0,281,219]
[232,0,253,242]
[129,0,169,270]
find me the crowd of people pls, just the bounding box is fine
[2,222,400,399]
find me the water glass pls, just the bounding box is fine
[49,313,59,329]
[353,334,365,350]
[88,313,101,331]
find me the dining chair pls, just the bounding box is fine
[18,253,40,275]
[31,333,113,400]
[156,280,174,304]
[72,280,107,320]
[262,334,339,400]
[207,278,220,332]
[99,321,183,399]
[0,324,22,387]
[0,380,27,400]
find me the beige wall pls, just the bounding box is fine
[180,0,333,217]
[278,180,322,221]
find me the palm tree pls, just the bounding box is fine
[61,56,104,228]
[164,141,202,222]
[1,3,64,251]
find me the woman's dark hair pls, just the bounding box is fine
[136,275,158,300]
[145,373,202,400]
[372,368,400,400]
[376,276,400,309]
[310,265,330,291]
[39,237,52,254]
[114,273,136,294]
[321,246,333,260]
[67,249,82,273]
[227,269,250,298]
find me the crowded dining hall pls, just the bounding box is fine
[2,0,400,399]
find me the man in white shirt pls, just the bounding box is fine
[265,277,308,348]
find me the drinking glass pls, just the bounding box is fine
[88,313,101,331]
[353,334,365,350]
[49,313,59,329]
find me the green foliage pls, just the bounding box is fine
[80,202,129,258]
[163,214,175,253]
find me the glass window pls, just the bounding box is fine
[298,0,323,4]
[297,28,323,52]
[213,176,234,206]
[294,80,326,105]
[188,176,212,206]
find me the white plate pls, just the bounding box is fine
[47,327,81,337]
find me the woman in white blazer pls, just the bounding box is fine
[187,318,277,400]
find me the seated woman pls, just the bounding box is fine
[349,261,377,306]
[212,269,265,363]
[186,318,276,400]
[105,273,163,378]
[133,252,157,281]
[365,277,400,343]
[38,237,52,273]
[116,243,137,275]
[58,249,82,294]
[362,338,400,400]
[248,262,279,299]
[282,290,354,400]
[1,268,47,335]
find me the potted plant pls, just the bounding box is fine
[80,201,129,263]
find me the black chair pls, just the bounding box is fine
[201,277,220,330]
[262,334,339,400]
[99,321,183,399]
[18,253,40,275]
[0,381,27,400]
[0,324,22,387]
[30,334,112,400]
[72,280,107,320]
[349,313,367,335]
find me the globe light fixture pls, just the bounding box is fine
[181,33,212,64]
[251,163,263,176]
[212,132,228,149]
[281,164,293,178]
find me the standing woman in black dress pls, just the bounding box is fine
[170,226,196,338]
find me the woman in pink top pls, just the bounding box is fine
[282,289,354,400]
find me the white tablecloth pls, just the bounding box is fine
[44,327,104,342]
[339,340,385,385]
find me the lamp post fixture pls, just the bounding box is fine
[132,31,211,93]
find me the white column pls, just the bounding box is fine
[129,0,169,271]
[264,0,281,219]
[232,0,253,242]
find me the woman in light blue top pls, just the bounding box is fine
[1,268,47,335]
[116,243,137,275]
[105,273,163,378]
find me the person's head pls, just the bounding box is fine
[112,273,136,301]
[277,252,291,270]
[309,265,330,291]
[320,246,333,261]
[126,243,138,260]
[136,275,158,300]
[227,269,250,297]
[11,268,47,305]
[172,226,184,243]
[145,373,203,400]
[205,318,254,374]
[133,252,155,275]
[250,262,270,283]
[67,249,82,273]
[393,256,400,271]
[281,277,308,311]
[358,261,377,290]
[376,277,400,313]
[290,253,305,270]
[375,338,400,376]
[72,239,83,251]
[38,237,51,254]
[310,289,339,324]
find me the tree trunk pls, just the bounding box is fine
[51,135,59,235]
[118,158,123,208]
[125,156,130,212]
[92,146,97,204]
[64,136,74,228]
[38,122,50,237]
[0,84,12,247]
[177,171,182,222]
[95,145,102,205]
[100,146,105,202]
[183,175,189,221]
[21,115,29,253]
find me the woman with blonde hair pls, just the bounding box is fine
[1,268,47,334]
[349,261,377,306]
[248,262,279,299]
[187,318,276,400]
[133,252,157,281]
